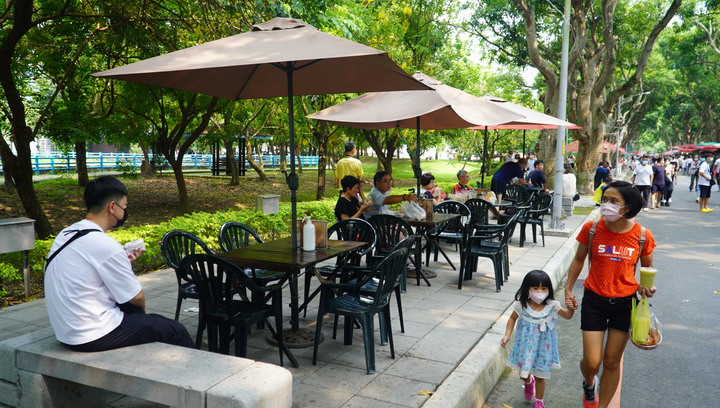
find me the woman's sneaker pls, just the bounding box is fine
[533,400,545,408]
[524,375,536,401]
[582,375,599,408]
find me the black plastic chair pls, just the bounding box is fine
[340,237,415,339]
[160,230,213,347]
[312,248,407,374]
[367,214,421,288]
[459,212,521,291]
[181,254,284,366]
[465,198,503,227]
[503,184,533,206]
[425,200,470,268]
[218,221,285,286]
[518,193,553,247]
[301,218,377,317]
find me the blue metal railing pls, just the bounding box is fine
[0,153,319,175]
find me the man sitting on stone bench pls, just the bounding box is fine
[44,175,194,351]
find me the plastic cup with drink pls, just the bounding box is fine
[639,267,657,288]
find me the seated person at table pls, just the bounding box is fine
[491,157,531,204]
[452,170,472,194]
[335,175,372,221]
[527,160,550,192]
[44,175,194,352]
[366,171,418,216]
[419,173,445,205]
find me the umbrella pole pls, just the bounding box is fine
[286,67,299,249]
[416,117,421,194]
[522,129,526,156]
[481,126,489,187]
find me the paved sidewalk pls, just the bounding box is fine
[0,199,596,407]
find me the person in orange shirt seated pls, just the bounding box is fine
[564,181,656,408]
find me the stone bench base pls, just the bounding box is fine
[0,328,291,408]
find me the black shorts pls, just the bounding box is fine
[490,178,506,196]
[580,288,635,332]
[699,185,712,199]
[651,184,665,194]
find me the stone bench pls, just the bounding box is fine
[0,328,292,408]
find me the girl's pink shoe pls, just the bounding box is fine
[524,375,536,400]
[533,400,545,408]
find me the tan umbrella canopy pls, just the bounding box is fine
[93,17,427,248]
[470,96,581,130]
[468,95,581,155]
[308,72,524,189]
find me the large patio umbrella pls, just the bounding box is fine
[468,95,581,155]
[307,72,524,192]
[92,18,428,248]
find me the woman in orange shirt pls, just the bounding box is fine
[564,181,657,408]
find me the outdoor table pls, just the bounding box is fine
[215,237,367,361]
[396,212,461,285]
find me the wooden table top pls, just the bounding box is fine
[398,212,461,228]
[215,238,367,273]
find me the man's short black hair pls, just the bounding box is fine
[84,175,128,213]
[420,173,435,187]
[598,161,605,166]
[344,141,356,153]
[534,160,544,168]
[603,180,644,219]
[373,171,390,185]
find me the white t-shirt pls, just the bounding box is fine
[44,219,142,345]
[698,162,711,187]
[633,164,654,186]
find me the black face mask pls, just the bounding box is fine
[114,206,128,228]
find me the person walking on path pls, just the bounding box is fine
[501,270,574,408]
[650,157,666,209]
[564,181,657,408]
[335,141,365,201]
[593,161,610,190]
[630,156,653,212]
[44,175,194,352]
[697,154,714,212]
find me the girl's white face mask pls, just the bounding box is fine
[600,203,627,222]
[529,291,549,304]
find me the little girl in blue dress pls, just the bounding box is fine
[501,270,574,408]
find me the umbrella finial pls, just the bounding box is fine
[251,17,314,31]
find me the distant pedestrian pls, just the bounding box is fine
[501,270,574,408]
[335,141,365,201]
[565,181,657,408]
[697,154,714,212]
[593,161,610,190]
[630,155,653,212]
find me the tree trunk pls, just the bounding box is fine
[75,140,89,187]
[316,140,327,200]
[364,129,396,175]
[245,136,268,181]
[0,137,16,192]
[224,139,239,186]
[169,158,189,214]
[13,142,54,238]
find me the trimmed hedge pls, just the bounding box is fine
[0,199,337,297]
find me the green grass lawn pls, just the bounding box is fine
[359,158,485,191]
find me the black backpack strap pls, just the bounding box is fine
[45,229,99,270]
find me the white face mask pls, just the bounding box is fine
[529,291,549,304]
[600,202,626,222]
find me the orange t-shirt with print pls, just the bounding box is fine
[576,219,656,298]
